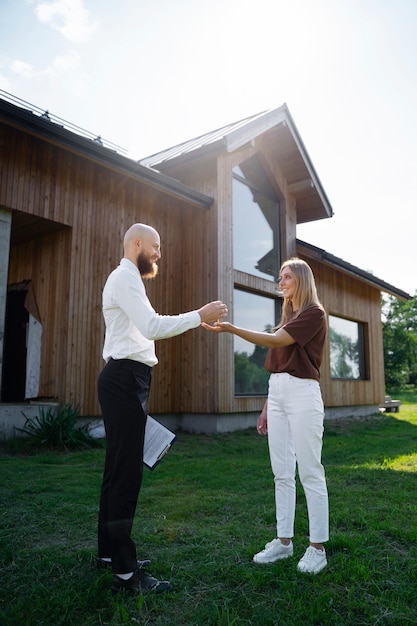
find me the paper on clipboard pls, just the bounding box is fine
[144,415,176,470]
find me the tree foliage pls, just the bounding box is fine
[382,293,417,389]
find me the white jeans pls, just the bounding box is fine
[267,373,329,544]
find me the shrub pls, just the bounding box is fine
[17,402,99,450]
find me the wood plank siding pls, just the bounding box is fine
[0,125,220,416]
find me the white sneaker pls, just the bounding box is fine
[297,546,327,574]
[253,538,293,564]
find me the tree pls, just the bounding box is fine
[382,293,417,389]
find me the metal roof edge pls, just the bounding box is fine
[0,96,213,209]
[282,109,333,219]
[140,138,228,171]
[296,239,412,301]
[139,109,274,169]
[223,105,288,152]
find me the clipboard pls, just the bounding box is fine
[143,415,177,470]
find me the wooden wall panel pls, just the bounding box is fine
[150,159,223,414]
[1,126,220,416]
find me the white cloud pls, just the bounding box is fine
[11,51,80,79]
[34,0,98,43]
[50,50,80,72]
[0,72,13,91]
[11,60,35,78]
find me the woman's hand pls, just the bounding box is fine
[201,321,233,333]
[257,408,268,435]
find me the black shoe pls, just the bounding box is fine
[111,568,172,594]
[97,558,151,570]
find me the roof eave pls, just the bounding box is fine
[282,110,333,221]
[296,239,412,300]
[145,138,228,172]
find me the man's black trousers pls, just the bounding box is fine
[97,357,152,574]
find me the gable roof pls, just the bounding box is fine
[139,104,334,224]
[297,239,412,301]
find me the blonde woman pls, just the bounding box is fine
[203,258,329,574]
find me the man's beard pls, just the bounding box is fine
[137,252,158,279]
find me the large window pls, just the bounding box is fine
[234,290,277,395]
[329,315,367,380]
[233,156,280,281]
[232,155,281,396]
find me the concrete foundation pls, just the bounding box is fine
[0,402,59,441]
[0,404,382,441]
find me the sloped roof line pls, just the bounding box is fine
[0,88,127,154]
[139,109,271,167]
[0,95,213,208]
[223,105,289,153]
[297,239,412,301]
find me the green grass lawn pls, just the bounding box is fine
[1,404,417,625]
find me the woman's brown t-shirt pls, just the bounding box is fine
[264,305,327,381]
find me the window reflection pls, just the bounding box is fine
[329,315,366,379]
[233,156,280,280]
[234,289,276,395]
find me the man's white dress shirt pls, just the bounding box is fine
[102,258,201,366]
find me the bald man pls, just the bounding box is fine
[97,223,227,595]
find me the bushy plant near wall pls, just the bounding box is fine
[17,402,100,450]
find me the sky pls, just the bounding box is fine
[1,0,416,296]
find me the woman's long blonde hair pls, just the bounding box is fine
[276,258,324,328]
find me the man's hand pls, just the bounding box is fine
[197,301,228,324]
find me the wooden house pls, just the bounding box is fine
[0,94,410,438]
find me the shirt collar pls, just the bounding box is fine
[120,258,140,274]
